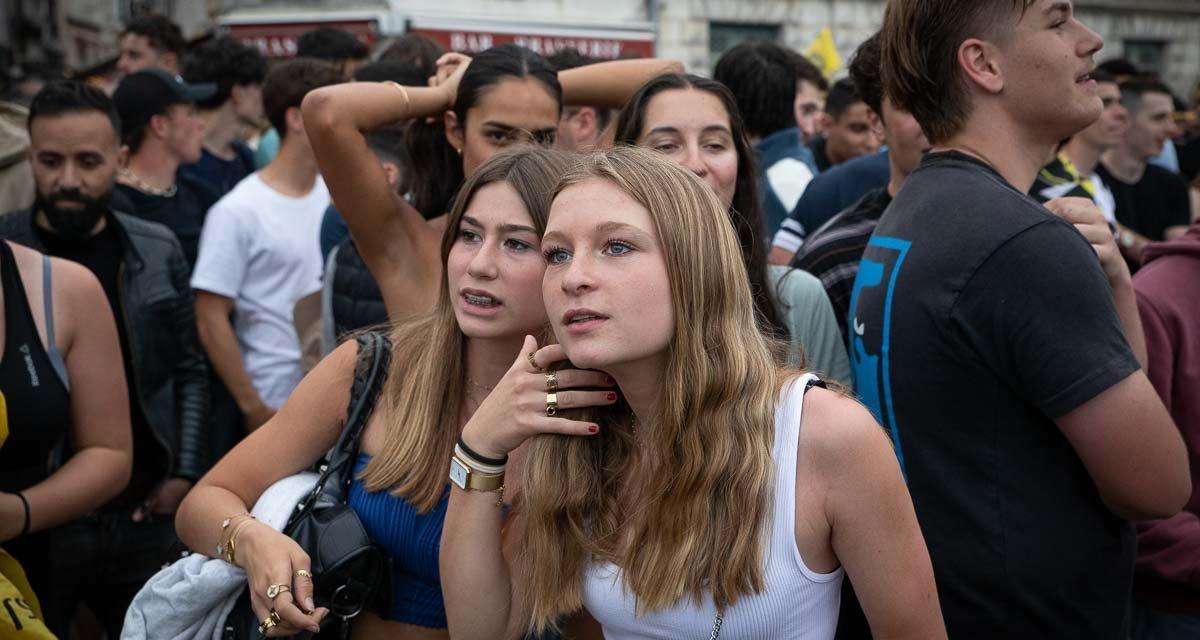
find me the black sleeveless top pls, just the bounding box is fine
[0,241,71,494]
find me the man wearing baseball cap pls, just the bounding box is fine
[111,67,218,269]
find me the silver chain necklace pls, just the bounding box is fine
[120,168,177,197]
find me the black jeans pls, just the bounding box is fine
[41,508,186,638]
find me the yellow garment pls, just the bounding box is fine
[804,27,843,79]
[0,549,53,639]
[0,392,55,638]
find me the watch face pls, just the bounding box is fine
[449,457,469,489]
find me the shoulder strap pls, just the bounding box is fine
[295,331,392,514]
[320,245,339,356]
[41,255,69,390]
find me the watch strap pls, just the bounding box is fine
[451,456,505,492]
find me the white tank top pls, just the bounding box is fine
[582,375,843,639]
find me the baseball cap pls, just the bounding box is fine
[111,67,216,140]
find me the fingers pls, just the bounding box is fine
[435,52,471,67]
[292,559,316,614]
[1045,197,1105,225]
[535,343,567,368]
[271,588,320,635]
[550,390,619,411]
[517,334,541,371]
[549,368,615,390]
[534,415,604,437]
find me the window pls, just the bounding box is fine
[709,22,780,64]
[1123,39,1167,76]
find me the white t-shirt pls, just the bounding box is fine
[191,173,329,409]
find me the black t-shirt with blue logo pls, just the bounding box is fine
[848,151,1140,638]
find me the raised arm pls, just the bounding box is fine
[804,389,947,639]
[559,58,684,109]
[301,81,449,319]
[441,337,612,639]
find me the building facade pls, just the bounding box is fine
[7,1,1200,100]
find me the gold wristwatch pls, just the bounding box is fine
[449,456,505,492]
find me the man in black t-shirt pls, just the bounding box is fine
[111,68,217,269]
[858,2,1190,637]
[1098,78,1193,266]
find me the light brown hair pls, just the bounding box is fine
[881,0,1034,143]
[520,145,785,631]
[358,145,571,510]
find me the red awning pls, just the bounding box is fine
[408,21,654,59]
[224,20,378,58]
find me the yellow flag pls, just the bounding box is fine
[803,27,843,79]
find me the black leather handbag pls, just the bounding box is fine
[224,331,393,640]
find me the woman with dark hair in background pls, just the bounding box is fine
[614,73,851,384]
[302,44,681,324]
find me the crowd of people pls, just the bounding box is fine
[0,1,1197,638]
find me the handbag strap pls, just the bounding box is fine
[290,331,393,524]
[709,375,824,640]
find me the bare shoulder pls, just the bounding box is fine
[797,386,897,478]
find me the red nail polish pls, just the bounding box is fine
[588,425,599,433]
[606,392,617,401]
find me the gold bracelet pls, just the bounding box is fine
[385,81,411,114]
[224,518,257,565]
[216,513,254,559]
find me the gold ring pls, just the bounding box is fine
[258,610,281,634]
[295,569,313,579]
[266,583,290,599]
[546,392,558,416]
[545,371,558,392]
[527,351,542,372]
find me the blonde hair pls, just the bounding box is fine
[520,145,782,631]
[358,145,571,510]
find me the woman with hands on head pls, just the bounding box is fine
[440,146,946,639]
[174,146,615,640]
[301,44,682,323]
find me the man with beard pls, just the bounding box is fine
[0,80,208,638]
[111,68,217,269]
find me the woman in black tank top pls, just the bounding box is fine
[0,239,133,622]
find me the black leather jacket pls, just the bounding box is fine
[0,208,209,480]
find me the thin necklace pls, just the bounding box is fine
[120,167,177,197]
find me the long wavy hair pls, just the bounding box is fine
[358,145,571,510]
[614,73,789,344]
[520,146,782,632]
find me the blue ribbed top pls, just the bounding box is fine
[347,453,449,628]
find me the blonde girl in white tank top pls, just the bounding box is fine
[440,147,947,639]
